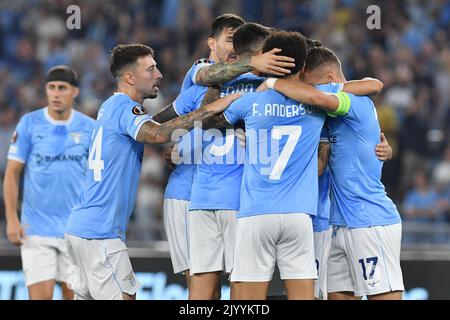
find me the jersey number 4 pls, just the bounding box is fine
[269,126,302,180]
[88,127,104,182]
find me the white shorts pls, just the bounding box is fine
[188,210,237,275]
[163,198,190,274]
[21,235,73,287]
[65,234,141,300]
[327,223,404,297]
[314,228,332,300]
[230,213,317,282]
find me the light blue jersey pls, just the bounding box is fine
[180,58,214,92]
[223,83,339,218]
[327,94,401,227]
[176,73,265,210]
[163,85,207,200]
[65,93,153,240]
[7,108,94,238]
[313,126,332,232]
[164,59,214,200]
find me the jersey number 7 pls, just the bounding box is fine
[269,126,302,180]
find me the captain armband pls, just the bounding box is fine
[327,92,350,117]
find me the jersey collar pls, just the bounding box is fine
[44,107,74,125]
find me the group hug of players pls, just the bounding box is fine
[4,13,403,300]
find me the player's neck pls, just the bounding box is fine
[117,85,144,104]
[47,107,72,121]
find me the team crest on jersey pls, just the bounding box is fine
[70,132,82,144]
[132,105,148,116]
[194,58,212,65]
[11,131,18,144]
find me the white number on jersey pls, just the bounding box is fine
[269,126,302,180]
[88,127,105,182]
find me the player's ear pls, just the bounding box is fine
[327,72,334,82]
[207,37,216,53]
[123,70,135,86]
[72,87,80,99]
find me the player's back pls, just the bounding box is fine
[327,94,401,227]
[66,93,149,240]
[189,73,265,210]
[224,88,327,217]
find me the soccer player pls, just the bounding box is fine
[314,127,392,300]
[213,30,341,300]
[64,44,240,300]
[3,66,94,300]
[264,46,404,300]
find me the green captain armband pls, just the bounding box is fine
[327,92,350,117]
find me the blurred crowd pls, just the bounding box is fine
[0,0,449,244]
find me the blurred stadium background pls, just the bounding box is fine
[0,0,449,299]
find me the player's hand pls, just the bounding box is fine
[251,48,295,76]
[163,144,177,170]
[235,128,246,148]
[256,81,269,92]
[6,219,25,246]
[375,132,393,161]
[204,92,243,114]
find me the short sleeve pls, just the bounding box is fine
[174,85,207,116]
[190,58,213,85]
[223,94,253,125]
[181,59,214,90]
[315,82,343,94]
[118,103,153,140]
[320,125,329,143]
[7,115,31,163]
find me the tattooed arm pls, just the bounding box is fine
[152,102,179,124]
[195,48,295,86]
[136,92,242,144]
[197,86,233,130]
[318,141,331,176]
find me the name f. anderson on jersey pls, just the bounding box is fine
[170,101,322,168]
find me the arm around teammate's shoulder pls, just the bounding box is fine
[269,78,341,112]
[342,77,383,96]
[136,92,242,144]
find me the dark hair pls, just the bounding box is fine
[46,65,78,87]
[305,38,322,50]
[209,14,245,38]
[304,46,339,72]
[233,23,271,55]
[110,44,154,78]
[262,30,307,77]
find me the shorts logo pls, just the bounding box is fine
[122,272,136,287]
[132,105,148,116]
[194,58,212,65]
[11,131,18,144]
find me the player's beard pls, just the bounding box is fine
[143,86,159,99]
